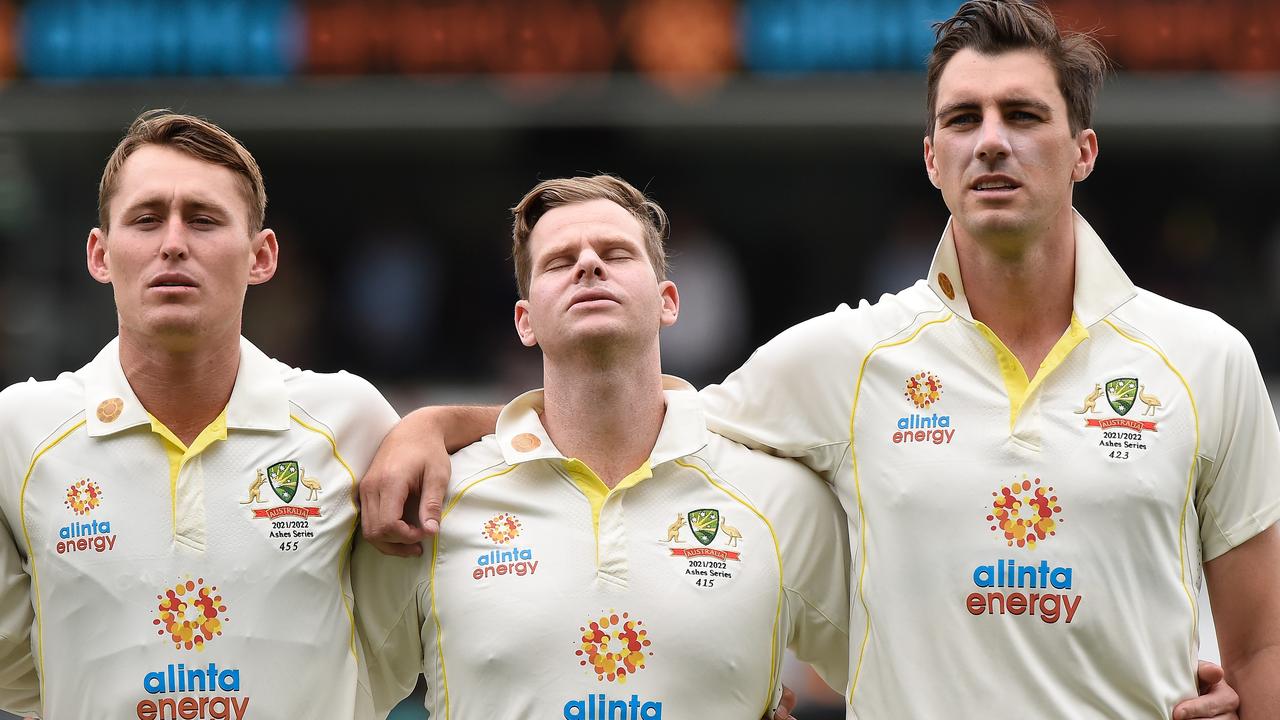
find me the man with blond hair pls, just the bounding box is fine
[353,174,850,719]
[0,110,398,718]
[359,1,1271,718]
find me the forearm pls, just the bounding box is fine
[401,405,500,453]
[1228,645,1280,719]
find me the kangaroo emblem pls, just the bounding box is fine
[241,469,268,504]
[1074,384,1102,414]
[665,513,685,543]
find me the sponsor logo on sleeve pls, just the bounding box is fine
[473,513,539,581]
[660,509,741,589]
[1075,377,1160,462]
[967,476,1081,625]
[139,578,248,719]
[892,372,956,445]
[565,611,661,719]
[56,478,117,555]
[244,461,321,552]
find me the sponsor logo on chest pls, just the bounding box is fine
[966,475,1082,625]
[139,577,250,719]
[565,611,661,718]
[891,372,957,446]
[472,513,540,580]
[56,478,119,555]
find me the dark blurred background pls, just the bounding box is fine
[0,0,1274,717]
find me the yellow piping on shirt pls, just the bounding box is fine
[1103,319,1202,642]
[974,314,1090,431]
[147,411,228,541]
[290,415,362,664]
[435,464,518,720]
[19,418,87,705]
[847,313,953,706]
[676,458,784,718]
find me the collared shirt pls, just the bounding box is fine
[700,211,1280,719]
[0,337,399,719]
[354,376,850,720]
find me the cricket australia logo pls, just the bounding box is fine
[687,508,719,545]
[661,507,743,589]
[245,460,322,551]
[1076,376,1162,462]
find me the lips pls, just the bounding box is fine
[971,174,1021,192]
[148,272,198,289]
[569,289,618,307]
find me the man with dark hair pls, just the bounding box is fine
[353,175,849,719]
[0,110,399,717]
[362,1,1274,717]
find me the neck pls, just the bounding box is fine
[953,213,1075,379]
[118,329,240,446]
[540,346,666,489]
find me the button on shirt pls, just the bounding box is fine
[0,337,399,719]
[700,211,1280,719]
[354,377,850,720]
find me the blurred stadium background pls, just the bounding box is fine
[0,0,1274,717]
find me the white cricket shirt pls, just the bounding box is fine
[0,337,399,719]
[354,377,850,720]
[700,211,1280,719]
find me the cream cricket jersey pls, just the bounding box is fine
[354,377,850,720]
[0,337,399,719]
[700,211,1280,719]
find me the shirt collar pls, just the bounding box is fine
[926,209,1136,327]
[82,336,291,438]
[496,375,709,468]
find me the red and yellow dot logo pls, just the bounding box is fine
[153,578,230,651]
[64,479,102,516]
[987,476,1063,549]
[482,513,522,545]
[576,611,653,683]
[904,371,943,409]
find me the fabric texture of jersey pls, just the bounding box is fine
[699,211,1280,719]
[0,336,400,719]
[354,376,850,720]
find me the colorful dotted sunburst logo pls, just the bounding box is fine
[482,513,522,545]
[987,476,1063,549]
[64,479,102,516]
[904,371,943,409]
[576,611,653,683]
[153,578,229,651]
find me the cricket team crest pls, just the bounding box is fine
[687,509,719,546]
[245,459,322,551]
[661,507,743,589]
[267,460,300,503]
[1075,376,1161,462]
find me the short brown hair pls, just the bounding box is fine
[511,175,669,299]
[926,0,1109,136]
[98,110,266,232]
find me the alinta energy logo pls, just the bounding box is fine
[565,611,661,719]
[967,475,1082,625]
[892,371,955,445]
[56,478,117,555]
[473,512,539,581]
[141,577,248,719]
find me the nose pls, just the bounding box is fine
[573,249,606,283]
[974,111,1011,162]
[158,215,189,261]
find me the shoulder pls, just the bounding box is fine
[1110,289,1257,374]
[448,435,509,490]
[286,367,398,424]
[0,372,86,451]
[693,433,842,519]
[764,281,946,360]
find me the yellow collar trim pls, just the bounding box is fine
[976,314,1090,430]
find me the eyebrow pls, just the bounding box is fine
[119,195,234,218]
[936,97,1055,120]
